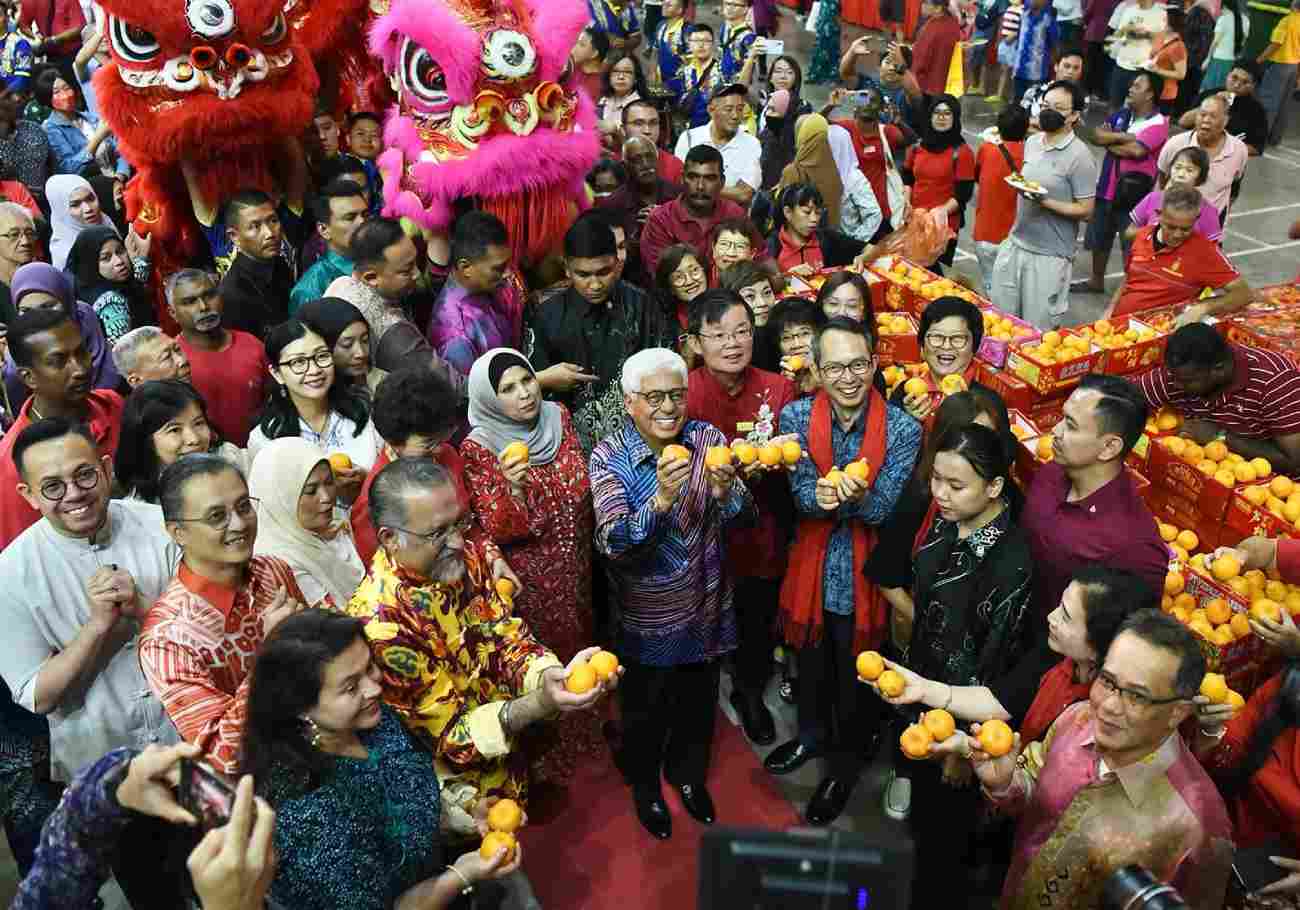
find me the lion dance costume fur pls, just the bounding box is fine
[95,0,598,307]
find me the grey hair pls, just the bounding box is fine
[159,453,246,522]
[0,202,34,226]
[112,325,167,374]
[620,347,687,395]
[1161,184,1203,215]
[370,457,454,538]
[164,268,216,305]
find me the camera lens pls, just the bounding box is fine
[1102,865,1188,910]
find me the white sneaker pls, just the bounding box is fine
[883,770,911,821]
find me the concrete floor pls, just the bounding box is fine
[2,8,1297,907]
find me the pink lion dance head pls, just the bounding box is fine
[369,0,600,264]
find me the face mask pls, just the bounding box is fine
[1038,109,1067,132]
[765,115,785,133]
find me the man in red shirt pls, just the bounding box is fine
[1107,186,1251,321]
[640,145,746,277]
[622,100,684,184]
[1137,324,1300,476]
[352,365,469,567]
[910,0,962,98]
[1020,374,1169,618]
[169,269,269,447]
[832,86,909,227]
[685,289,795,745]
[0,308,124,550]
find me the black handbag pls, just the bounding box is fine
[1112,170,1155,214]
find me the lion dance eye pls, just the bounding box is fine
[109,16,161,62]
[400,38,449,109]
[261,13,287,44]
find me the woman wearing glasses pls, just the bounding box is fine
[248,438,367,609]
[116,380,248,503]
[707,218,764,286]
[891,297,987,427]
[460,348,603,783]
[247,320,378,505]
[654,244,709,334]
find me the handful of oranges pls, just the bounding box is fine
[563,650,621,694]
[480,797,524,861]
[899,709,958,759]
[1199,672,1246,710]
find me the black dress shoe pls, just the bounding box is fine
[633,788,672,840]
[805,775,857,826]
[764,739,822,776]
[676,783,716,824]
[730,690,777,745]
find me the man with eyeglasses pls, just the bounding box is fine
[969,609,1233,910]
[591,347,754,839]
[0,307,126,550]
[168,268,270,447]
[0,418,179,889]
[0,201,37,326]
[684,290,794,747]
[112,326,193,388]
[672,83,761,209]
[1020,373,1168,620]
[143,454,312,774]
[641,144,748,278]
[621,101,684,184]
[767,316,921,826]
[347,457,612,824]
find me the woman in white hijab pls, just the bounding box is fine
[828,124,885,244]
[45,174,117,270]
[459,347,601,782]
[249,437,366,608]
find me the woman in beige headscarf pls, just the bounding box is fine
[777,113,844,229]
[249,437,367,608]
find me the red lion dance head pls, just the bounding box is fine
[369,0,600,265]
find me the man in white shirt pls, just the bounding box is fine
[0,417,180,782]
[1106,0,1167,106]
[674,82,762,208]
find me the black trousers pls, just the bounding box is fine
[796,612,885,780]
[620,659,720,794]
[113,814,201,908]
[732,577,780,696]
[895,756,982,909]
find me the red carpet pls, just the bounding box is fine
[518,709,801,909]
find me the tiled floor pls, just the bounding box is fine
[2,8,1297,907]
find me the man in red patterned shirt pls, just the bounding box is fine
[1136,324,1300,476]
[141,454,312,774]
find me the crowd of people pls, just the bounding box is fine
[0,0,1299,907]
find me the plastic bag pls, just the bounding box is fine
[894,207,953,267]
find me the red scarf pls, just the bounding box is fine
[779,389,889,652]
[1020,658,1092,745]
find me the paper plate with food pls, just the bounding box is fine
[1005,173,1047,196]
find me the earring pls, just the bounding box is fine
[301,716,323,749]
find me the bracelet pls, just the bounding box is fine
[446,863,474,895]
[499,700,512,739]
[942,684,953,711]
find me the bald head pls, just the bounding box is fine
[623,135,660,188]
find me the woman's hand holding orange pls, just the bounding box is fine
[967,722,1021,793]
[861,657,928,705]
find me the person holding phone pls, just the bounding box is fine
[13,741,276,910]
[242,609,529,909]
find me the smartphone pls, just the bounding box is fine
[179,758,236,830]
[764,39,784,56]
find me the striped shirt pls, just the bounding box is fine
[1136,344,1300,440]
[141,557,308,774]
[590,418,754,666]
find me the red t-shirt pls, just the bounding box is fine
[0,389,124,551]
[658,148,684,184]
[833,120,904,220]
[178,331,269,448]
[905,144,976,233]
[1114,226,1240,317]
[776,227,824,273]
[912,14,963,96]
[973,140,1025,243]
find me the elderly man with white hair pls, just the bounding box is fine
[112,326,192,387]
[0,201,38,325]
[589,347,755,841]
